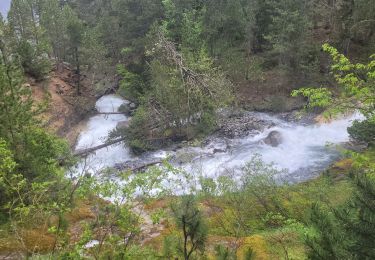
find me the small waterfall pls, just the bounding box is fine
[74,95,133,174]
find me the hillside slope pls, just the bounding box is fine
[31,64,97,146]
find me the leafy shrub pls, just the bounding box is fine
[348,119,375,144]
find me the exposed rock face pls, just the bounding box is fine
[218,113,275,138]
[278,111,317,125]
[264,131,283,147]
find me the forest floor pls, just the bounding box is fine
[236,69,307,112]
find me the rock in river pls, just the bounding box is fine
[264,131,283,147]
[218,113,275,138]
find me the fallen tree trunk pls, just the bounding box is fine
[74,137,126,157]
[123,161,162,173]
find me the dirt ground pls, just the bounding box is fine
[31,64,97,147]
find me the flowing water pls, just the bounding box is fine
[74,95,133,174]
[74,95,363,182]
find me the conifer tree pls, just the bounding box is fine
[8,0,51,80]
[306,171,375,259]
[336,172,375,259]
[66,12,84,95]
[172,195,208,260]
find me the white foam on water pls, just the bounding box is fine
[73,95,363,184]
[182,112,363,181]
[74,95,132,174]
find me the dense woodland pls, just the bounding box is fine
[0,0,374,259]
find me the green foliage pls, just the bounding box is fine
[1,0,374,258]
[214,244,237,260]
[67,16,84,51]
[208,155,288,238]
[306,161,375,259]
[348,119,375,144]
[265,0,311,70]
[293,44,375,144]
[56,165,172,259]
[293,44,375,115]
[120,105,154,154]
[292,87,332,109]
[122,25,233,152]
[16,39,51,80]
[81,27,108,74]
[162,234,180,258]
[117,65,148,101]
[0,139,19,216]
[39,0,67,60]
[7,0,51,80]
[0,46,73,252]
[171,195,208,259]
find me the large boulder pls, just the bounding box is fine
[263,131,283,147]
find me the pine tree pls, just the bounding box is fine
[0,30,35,152]
[66,12,84,95]
[336,172,375,259]
[8,0,51,80]
[172,195,208,260]
[265,0,311,69]
[306,171,375,259]
[306,204,351,259]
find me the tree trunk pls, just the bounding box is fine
[75,47,81,95]
[74,138,126,157]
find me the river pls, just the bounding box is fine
[74,95,363,183]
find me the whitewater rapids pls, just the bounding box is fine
[74,95,363,182]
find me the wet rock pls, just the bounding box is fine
[171,148,201,164]
[218,113,274,138]
[341,141,368,152]
[264,131,283,147]
[213,148,226,154]
[278,111,316,125]
[204,138,230,154]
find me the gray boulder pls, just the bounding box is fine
[264,131,283,147]
[219,114,274,139]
